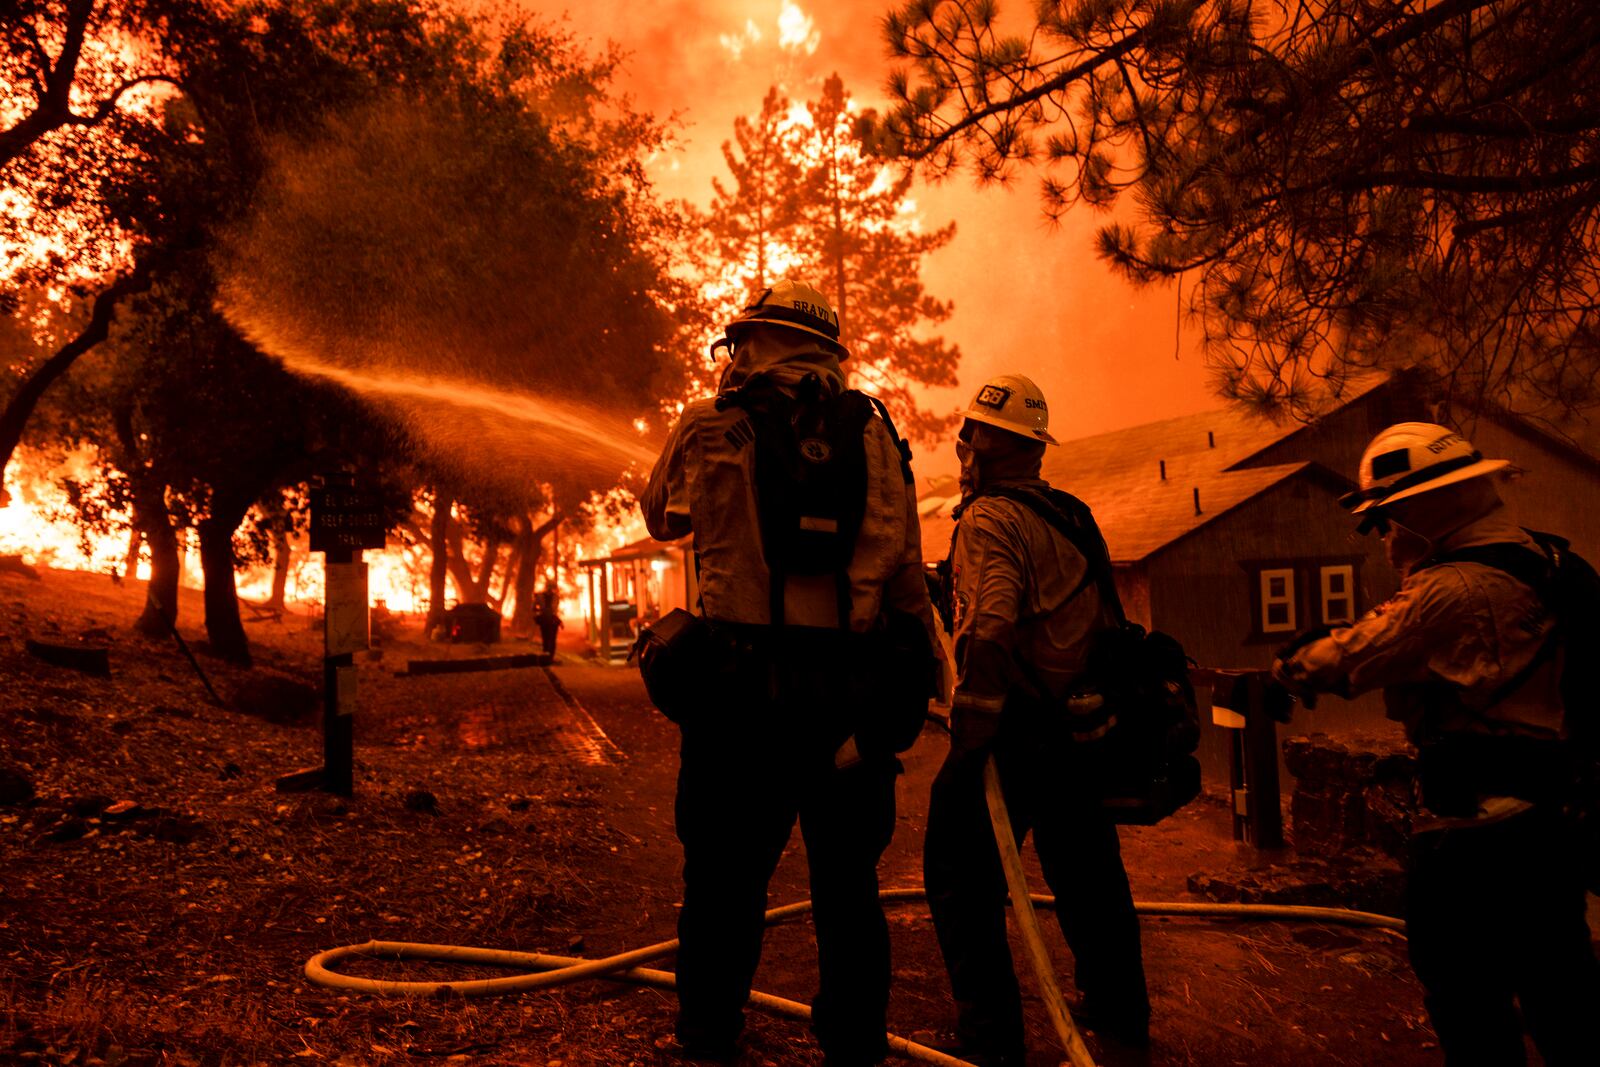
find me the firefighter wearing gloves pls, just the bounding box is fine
[640,280,939,1067]
[1274,423,1600,1066]
[924,375,1149,1066]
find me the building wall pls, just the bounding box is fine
[1112,564,1151,630]
[1468,420,1600,562]
[1145,474,1398,788]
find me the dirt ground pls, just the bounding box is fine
[0,566,1473,1066]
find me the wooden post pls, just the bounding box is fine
[1199,668,1285,849]
[322,548,365,796]
[1241,672,1285,849]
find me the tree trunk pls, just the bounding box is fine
[269,520,290,612]
[497,533,527,614]
[830,142,848,346]
[442,516,478,601]
[199,508,251,665]
[123,525,142,580]
[426,491,451,631]
[0,264,151,498]
[511,513,561,636]
[472,531,504,605]
[508,517,538,634]
[139,513,180,636]
[113,406,180,636]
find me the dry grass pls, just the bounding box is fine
[0,570,692,1066]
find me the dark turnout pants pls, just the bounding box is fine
[924,709,1148,1062]
[1406,805,1600,1066]
[674,709,897,1063]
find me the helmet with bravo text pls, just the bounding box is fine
[723,279,846,355]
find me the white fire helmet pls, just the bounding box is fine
[723,279,846,356]
[1339,422,1509,520]
[959,374,1059,446]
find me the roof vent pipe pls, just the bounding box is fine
[1159,459,1167,480]
[1193,487,1202,515]
[1208,430,1215,448]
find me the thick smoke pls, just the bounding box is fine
[216,94,677,502]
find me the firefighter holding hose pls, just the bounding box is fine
[924,376,1150,1066]
[640,280,940,1066]
[1274,423,1600,1066]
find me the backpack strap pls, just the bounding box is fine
[862,394,914,485]
[978,484,1128,625]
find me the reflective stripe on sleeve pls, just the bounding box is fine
[952,690,1006,713]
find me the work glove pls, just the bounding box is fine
[949,704,1002,764]
[1270,624,1348,713]
[1274,623,1341,663]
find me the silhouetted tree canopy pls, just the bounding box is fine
[874,0,1600,424]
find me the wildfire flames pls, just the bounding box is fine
[0,447,635,625]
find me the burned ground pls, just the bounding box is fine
[2,569,1451,1066]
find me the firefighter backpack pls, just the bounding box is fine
[715,371,936,751]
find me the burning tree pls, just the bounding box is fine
[702,75,962,443]
[873,0,1600,424]
[0,0,175,497]
[707,87,808,295]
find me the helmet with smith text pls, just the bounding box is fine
[958,374,1058,446]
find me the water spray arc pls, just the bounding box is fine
[283,356,661,471]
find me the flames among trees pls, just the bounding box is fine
[875,0,1600,426]
[702,73,962,443]
[1,0,695,660]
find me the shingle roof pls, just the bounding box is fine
[919,405,1322,564]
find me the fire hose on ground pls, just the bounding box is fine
[305,756,1407,1067]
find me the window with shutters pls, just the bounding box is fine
[1321,564,1356,625]
[1259,568,1297,633]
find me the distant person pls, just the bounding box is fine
[923,375,1149,1066]
[534,588,562,656]
[640,280,939,1066]
[1274,423,1600,1066]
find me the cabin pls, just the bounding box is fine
[579,535,696,660]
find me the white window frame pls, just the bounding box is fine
[1259,568,1297,634]
[1320,564,1355,625]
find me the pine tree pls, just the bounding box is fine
[796,74,960,443]
[706,87,805,294]
[703,76,961,444]
[875,0,1600,423]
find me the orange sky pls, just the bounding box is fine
[509,1,1217,475]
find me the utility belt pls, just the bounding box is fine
[634,608,936,755]
[1416,731,1575,817]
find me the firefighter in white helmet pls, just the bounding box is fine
[923,375,1149,1065]
[640,280,941,1066]
[1275,422,1600,1065]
